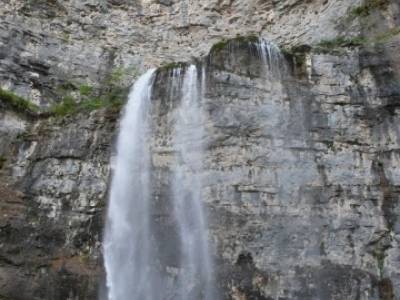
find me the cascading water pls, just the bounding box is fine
[172,65,214,299]
[103,65,214,300]
[103,69,157,300]
[256,38,285,77]
[103,37,284,300]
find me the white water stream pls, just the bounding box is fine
[103,38,282,300]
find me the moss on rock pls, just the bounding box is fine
[209,35,259,55]
[0,88,40,115]
[158,62,189,72]
[350,0,390,17]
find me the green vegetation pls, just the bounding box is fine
[317,36,367,49]
[56,81,77,94]
[79,84,93,96]
[350,0,389,17]
[102,67,131,110]
[49,66,133,117]
[16,131,35,142]
[210,40,228,54]
[210,35,259,54]
[105,67,138,85]
[282,45,311,77]
[314,27,400,53]
[1,66,135,118]
[373,250,386,279]
[0,156,6,170]
[80,98,106,111]
[49,96,77,117]
[0,88,39,114]
[234,35,259,44]
[107,67,126,84]
[158,62,188,72]
[49,90,126,118]
[375,27,400,43]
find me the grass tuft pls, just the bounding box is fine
[79,84,93,97]
[350,0,389,17]
[49,96,77,117]
[1,66,136,119]
[0,88,39,114]
[317,36,368,49]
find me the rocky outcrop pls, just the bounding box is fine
[0,108,118,299]
[202,38,400,299]
[0,0,362,106]
[0,0,400,299]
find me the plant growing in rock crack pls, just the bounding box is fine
[49,92,124,118]
[0,156,6,169]
[317,36,367,49]
[1,66,136,118]
[373,249,387,279]
[50,96,77,117]
[314,27,400,53]
[47,65,139,118]
[79,85,94,97]
[49,75,130,118]
[106,66,139,85]
[0,88,40,114]
[350,0,390,17]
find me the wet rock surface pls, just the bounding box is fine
[202,43,400,299]
[0,0,400,299]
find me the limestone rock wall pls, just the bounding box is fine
[0,0,359,105]
[0,0,400,299]
[203,41,400,300]
[0,109,118,299]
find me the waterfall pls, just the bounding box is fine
[103,69,157,300]
[256,38,285,77]
[103,37,283,300]
[209,37,285,78]
[172,65,214,299]
[103,65,215,300]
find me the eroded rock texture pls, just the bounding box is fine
[0,0,400,299]
[0,109,117,299]
[203,41,400,300]
[0,0,361,106]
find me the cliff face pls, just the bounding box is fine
[1,0,400,299]
[0,110,115,299]
[0,0,361,105]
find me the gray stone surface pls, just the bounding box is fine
[0,0,361,106]
[0,0,400,299]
